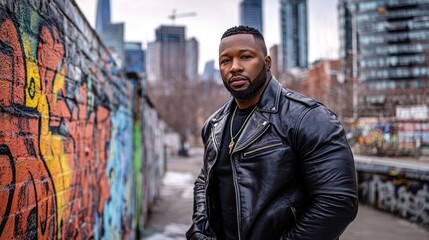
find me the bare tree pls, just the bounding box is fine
[148,78,229,154]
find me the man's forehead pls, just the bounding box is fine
[219,34,262,49]
[221,33,257,43]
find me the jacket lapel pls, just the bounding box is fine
[233,77,283,153]
[210,101,232,152]
[233,110,270,153]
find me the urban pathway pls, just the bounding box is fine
[142,147,429,240]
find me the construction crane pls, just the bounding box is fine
[168,9,197,24]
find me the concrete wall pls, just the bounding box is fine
[355,157,429,231]
[0,0,165,238]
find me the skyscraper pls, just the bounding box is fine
[339,0,429,118]
[201,60,221,83]
[95,0,125,66]
[280,0,308,71]
[95,0,111,35]
[186,38,199,81]
[99,23,125,67]
[124,42,145,77]
[146,25,199,83]
[240,0,263,34]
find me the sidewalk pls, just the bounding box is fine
[141,148,202,239]
[142,147,429,240]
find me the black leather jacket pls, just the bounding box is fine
[187,77,358,240]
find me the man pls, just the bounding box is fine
[187,25,358,240]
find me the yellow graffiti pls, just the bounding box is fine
[23,37,40,108]
[23,33,71,237]
[53,66,65,101]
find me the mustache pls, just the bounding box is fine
[228,74,250,83]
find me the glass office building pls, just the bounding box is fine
[124,42,145,76]
[240,0,263,34]
[95,0,111,35]
[341,0,429,117]
[280,0,308,71]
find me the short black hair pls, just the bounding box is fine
[221,25,267,55]
[221,25,265,42]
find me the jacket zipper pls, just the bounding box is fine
[231,121,270,239]
[230,153,242,240]
[205,123,219,239]
[242,141,283,157]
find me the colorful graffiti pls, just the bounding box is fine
[350,122,403,156]
[358,172,429,230]
[0,1,143,238]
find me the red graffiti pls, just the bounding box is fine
[1,4,113,239]
[0,18,25,106]
[0,15,57,239]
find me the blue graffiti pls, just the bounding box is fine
[102,106,135,239]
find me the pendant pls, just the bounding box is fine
[229,141,234,154]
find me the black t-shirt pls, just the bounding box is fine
[211,103,257,240]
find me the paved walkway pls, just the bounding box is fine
[142,147,429,240]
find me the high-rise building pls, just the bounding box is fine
[124,42,145,77]
[146,25,199,83]
[95,0,125,67]
[99,23,125,67]
[269,44,281,78]
[201,60,221,83]
[339,0,429,118]
[337,0,356,120]
[95,0,111,35]
[186,38,199,81]
[240,0,263,34]
[280,0,308,71]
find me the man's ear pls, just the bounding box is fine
[265,56,272,71]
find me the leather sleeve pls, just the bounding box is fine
[283,106,359,240]
[186,124,216,240]
[186,168,216,240]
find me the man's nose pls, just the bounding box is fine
[230,59,243,74]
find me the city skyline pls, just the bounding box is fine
[75,0,339,73]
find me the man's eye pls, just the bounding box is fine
[241,55,251,59]
[220,59,230,64]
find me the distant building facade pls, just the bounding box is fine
[186,38,199,81]
[201,60,221,83]
[339,0,429,118]
[269,44,282,78]
[339,0,429,151]
[280,0,308,71]
[98,23,125,67]
[146,25,199,83]
[95,0,111,34]
[124,42,145,76]
[240,0,263,34]
[95,0,125,67]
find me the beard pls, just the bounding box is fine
[224,64,267,100]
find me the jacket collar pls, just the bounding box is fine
[212,76,282,121]
[257,76,282,113]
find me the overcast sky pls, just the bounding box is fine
[74,0,339,73]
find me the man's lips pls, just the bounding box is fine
[229,76,249,87]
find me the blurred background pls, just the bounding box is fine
[1,0,428,239]
[76,0,429,159]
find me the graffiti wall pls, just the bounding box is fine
[355,159,429,231]
[0,0,165,238]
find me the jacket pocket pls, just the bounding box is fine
[242,140,284,158]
